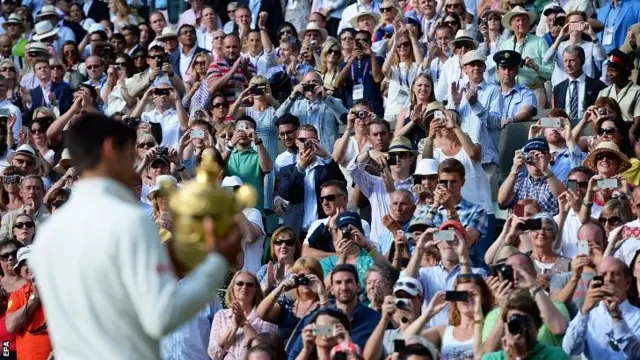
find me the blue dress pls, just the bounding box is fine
[246,106,278,210]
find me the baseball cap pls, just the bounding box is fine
[13,245,33,271]
[335,211,365,235]
[415,158,439,176]
[221,176,243,188]
[522,137,550,154]
[394,275,424,297]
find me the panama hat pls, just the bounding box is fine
[349,11,382,28]
[448,30,479,51]
[461,50,486,66]
[388,136,418,154]
[37,5,61,20]
[584,141,632,173]
[7,144,40,168]
[53,148,72,175]
[2,14,22,31]
[32,21,58,41]
[299,22,328,42]
[502,6,536,31]
[156,27,178,41]
[147,175,179,201]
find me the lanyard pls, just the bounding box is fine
[351,60,369,84]
[398,65,410,87]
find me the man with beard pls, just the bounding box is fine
[287,264,381,360]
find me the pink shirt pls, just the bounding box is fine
[207,308,277,360]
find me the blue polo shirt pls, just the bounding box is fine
[287,302,381,360]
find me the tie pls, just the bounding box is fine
[569,80,579,121]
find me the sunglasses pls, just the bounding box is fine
[51,199,66,208]
[115,62,127,67]
[595,153,617,162]
[598,127,618,136]
[297,137,309,144]
[599,216,621,226]
[14,221,34,229]
[148,55,165,60]
[30,128,45,134]
[327,49,340,56]
[14,158,35,167]
[212,102,227,108]
[320,194,340,202]
[397,42,411,49]
[137,142,155,149]
[0,249,17,261]
[86,65,101,70]
[274,238,295,246]
[446,3,462,8]
[51,65,63,70]
[279,129,295,137]
[235,281,256,288]
[194,61,206,66]
[455,42,472,49]
[0,67,13,72]
[380,7,394,12]
[2,175,21,184]
[394,151,413,159]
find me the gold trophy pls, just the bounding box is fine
[159,153,257,273]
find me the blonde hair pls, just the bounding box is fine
[249,75,268,87]
[0,59,16,85]
[269,226,301,260]
[188,52,212,84]
[390,33,416,67]
[113,0,134,18]
[318,38,342,75]
[225,270,264,308]
[32,107,55,120]
[136,132,157,145]
[290,257,324,300]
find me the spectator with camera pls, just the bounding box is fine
[404,222,484,326]
[293,308,352,360]
[493,50,537,126]
[288,264,381,360]
[562,256,640,358]
[275,71,347,152]
[498,137,566,215]
[303,180,371,259]
[222,116,272,216]
[364,276,425,359]
[257,257,327,343]
[483,291,569,359]
[348,136,416,242]
[127,45,186,106]
[483,252,569,350]
[131,82,189,151]
[377,189,417,256]
[277,124,344,237]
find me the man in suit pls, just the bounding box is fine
[552,45,606,123]
[277,124,346,238]
[169,24,208,80]
[83,0,109,23]
[30,58,73,116]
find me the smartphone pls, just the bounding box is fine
[154,88,170,96]
[567,179,578,192]
[577,240,590,256]
[434,230,455,241]
[519,218,542,231]
[313,325,333,336]
[249,86,265,95]
[568,22,584,32]
[434,110,444,120]
[593,275,604,288]
[190,129,204,139]
[597,178,619,189]
[275,262,285,281]
[553,15,566,27]
[445,290,469,302]
[540,117,562,128]
[237,122,248,132]
[387,154,397,166]
[393,339,406,353]
[514,204,525,217]
[302,83,315,93]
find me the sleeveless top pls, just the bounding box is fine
[440,325,473,360]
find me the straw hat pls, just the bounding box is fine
[349,11,382,28]
[494,246,520,265]
[2,14,22,31]
[7,144,41,168]
[299,22,328,42]
[25,41,50,57]
[461,50,486,66]
[584,141,632,173]
[447,30,479,51]
[54,148,72,174]
[156,27,178,41]
[37,5,61,20]
[32,21,58,41]
[502,6,536,31]
[388,136,418,154]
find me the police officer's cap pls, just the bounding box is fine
[493,50,522,69]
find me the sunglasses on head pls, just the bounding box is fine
[14,221,34,229]
[599,216,621,226]
[235,280,255,288]
[0,249,17,261]
[597,127,617,136]
[274,238,295,246]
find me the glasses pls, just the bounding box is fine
[86,65,101,70]
[31,127,45,134]
[115,62,127,67]
[274,238,295,246]
[14,221,34,229]
[212,102,227,108]
[235,281,255,288]
[320,194,340,202]
[380,7,394,12]
[279,129,295,137]
[599,216,621,226]
[148,55,165,60]
[0,249,17,261]
[51,65,63,70]
[14,158,35,167]
[0,67,14,72]
[455,42,472,49]
[595,153,617,162]
[327,49,340,56]
[598,127,618,136]
[137,142,155,149]
[397,42,411,49]
[194,61,206,66]
[446,3,462,8]
[51,199,66,208]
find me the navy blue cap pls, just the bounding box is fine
[493,50,522,68]
[336,211,365,235]
[523,137,549,154]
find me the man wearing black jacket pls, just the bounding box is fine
[277,124,346,238]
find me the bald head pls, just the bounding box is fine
[578,222,605,249]
[303,71,322,84]
[598,256,631,297]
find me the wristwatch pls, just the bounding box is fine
[254,138,263,146]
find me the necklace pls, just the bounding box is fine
[294,299,318,318]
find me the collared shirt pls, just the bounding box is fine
[549,146,586,182]
[564,73,587,121]
[274,148,297,173]
[242,50,277,77]
[376,218,414,255]
[435,55,462,102]
[546,41,606,87]
[403,263,487,327]
[454,80,502,165]
[483,342,570,360]
[425,197,488,236]
[196,59,256,109]
[338,0,381,33]
[20,72,38,90]
[597,0,640,53]
[500,84,537,120]
[141,108,181,150]
[347,158,413,242]
[287,301,381,360]
[511,175,559,214]
[197,28,215,52]
[562,300,640,359]
[178,46,197,80]
[207,308,277,360]
[598,82,640,122]
[161,299,220,360]
[500,34,554,86]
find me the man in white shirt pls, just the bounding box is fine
[434,29,478,102]
[31,113,243,359]
[131,81,189,150]
[221,176,265,274]
[37,5,75,45]
[562,256,640,358]
[338,0,380,34]
[0,75,21,138]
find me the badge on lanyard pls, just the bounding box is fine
[603,27,614,46]
[396,86,409,103]
[352,84,364,101]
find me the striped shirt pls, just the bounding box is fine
[190,59,256,113]
[454,80,503,165]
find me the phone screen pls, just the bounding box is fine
[577,240,589,256]
[567,180,578,192]
[434,230,455,241]
[445,291,469,302]
[514,204,525,217]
